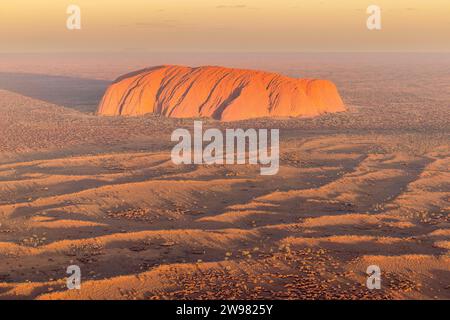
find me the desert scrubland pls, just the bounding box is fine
[0,53,448,299]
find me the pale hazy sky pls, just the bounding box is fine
[1,0,449,52]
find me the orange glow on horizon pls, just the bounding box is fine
[0,0,449,52]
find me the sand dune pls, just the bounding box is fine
[0,132,448,299]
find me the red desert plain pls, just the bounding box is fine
[0,53,448,300]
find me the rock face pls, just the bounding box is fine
[97,65,346,121]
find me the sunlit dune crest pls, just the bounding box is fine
[97,65,346,121]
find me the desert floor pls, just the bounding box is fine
[0,53,448,299]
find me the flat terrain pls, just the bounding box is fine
[0,53,448,299]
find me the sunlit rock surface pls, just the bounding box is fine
[98,65,346,121]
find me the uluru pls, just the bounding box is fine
[97,65,346,121]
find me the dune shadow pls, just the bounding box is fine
[0,72,110,113]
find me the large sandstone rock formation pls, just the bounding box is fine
[97,65,346,121]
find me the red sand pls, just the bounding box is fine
[0,54,448,300]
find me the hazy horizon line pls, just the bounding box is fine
[2,50,450,55]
